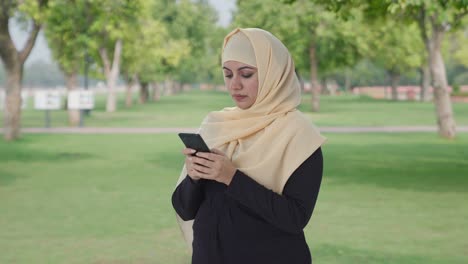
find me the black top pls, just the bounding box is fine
[172,148,323,264]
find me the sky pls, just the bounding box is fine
[9,0,236,65]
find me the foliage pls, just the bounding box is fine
[366,19,422,77]
[444,24,468,69]
[42,0,146,82]
[120,1,190,83]
[234,0,365,79]
[15,0,50,24]
[86,0,144,73]
[386,0,468,28]
[44,0,89,75]
[453,71,468,86]
[157,0,226,84]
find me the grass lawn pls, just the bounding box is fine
[6,90,468,128]
[1,133,467,263]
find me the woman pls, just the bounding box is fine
[172,28,326,264]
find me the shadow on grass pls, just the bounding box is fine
[314,243,463,264]
[0,148,94,163]
[0,137,95,163]
[147,151,183,170]
[0,170,25,186]
[0,146,94,186]
[323,141,468,193]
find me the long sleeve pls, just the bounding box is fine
[172,176,205,221]
[225,148,323,234]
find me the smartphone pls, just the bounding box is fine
[178,133,211,154]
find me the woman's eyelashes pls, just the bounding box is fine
[224,72,254,79]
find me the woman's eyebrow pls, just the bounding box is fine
[222,66,256,71]
[238,66,255,71]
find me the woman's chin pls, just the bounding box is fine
[236,102,251,109]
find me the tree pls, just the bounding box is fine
[0,0,48,141]
[367,20,422,100]
[82,0,145,112]
[121,0,190,105]
[45,0,89,126]
[235,0,363,111]
[45,0,154,111]
[120,1,167,105]
[178,0,223,86]
[386,1,467,138]
[311,0,467,138]
[157,0,223,90]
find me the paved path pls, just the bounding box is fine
[2,126,467,134]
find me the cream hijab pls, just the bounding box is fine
[175,28,326,250]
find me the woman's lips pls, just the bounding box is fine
[232,95,247,101]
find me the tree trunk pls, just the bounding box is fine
[429,27,456,139]
[65,71,80,126]
[125,84,133,107]
[124,74,136,108]
[389,71,400,101]
[417,7,432,102]
[152,82,161,101]
[139,82,149,103]
[419,65,431,101]
[326,79,338,96]
[309,41,320,112]
[99,39,122,113]
[295,69,305,92]
[3,65,23,140]
[164,77,174,96]
[345,68,352,92]
[174,82,182,94]
[417,6,456,138]
[0,12,42,141]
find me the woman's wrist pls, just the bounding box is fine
[222,168,237,186]
[188,174,201,182]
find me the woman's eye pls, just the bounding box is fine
[224,74,233,78]
[242,74,253,78]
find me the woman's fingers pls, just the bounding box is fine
[195,151,219,162]
[191,156,213,167]
[192,164,212,175]
[183,148,235,185]
[186,155,212,176]
[182,148,196,155]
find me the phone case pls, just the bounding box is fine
[178,133,211,153]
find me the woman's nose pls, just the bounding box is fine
[230,76,242,90]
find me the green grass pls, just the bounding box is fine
[300,94,468,126]
[5,90,468,127]
[1,133,467,263]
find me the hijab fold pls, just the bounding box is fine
[175,28,326,251]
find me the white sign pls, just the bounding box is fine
[68,90,94,110]
[21,91,28,109]
[34,90,62,110]
[0,91,28,110]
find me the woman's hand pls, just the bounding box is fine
[183,148,236,185]
[183,148,201,181]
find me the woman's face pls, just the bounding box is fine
[223,60,259,109]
